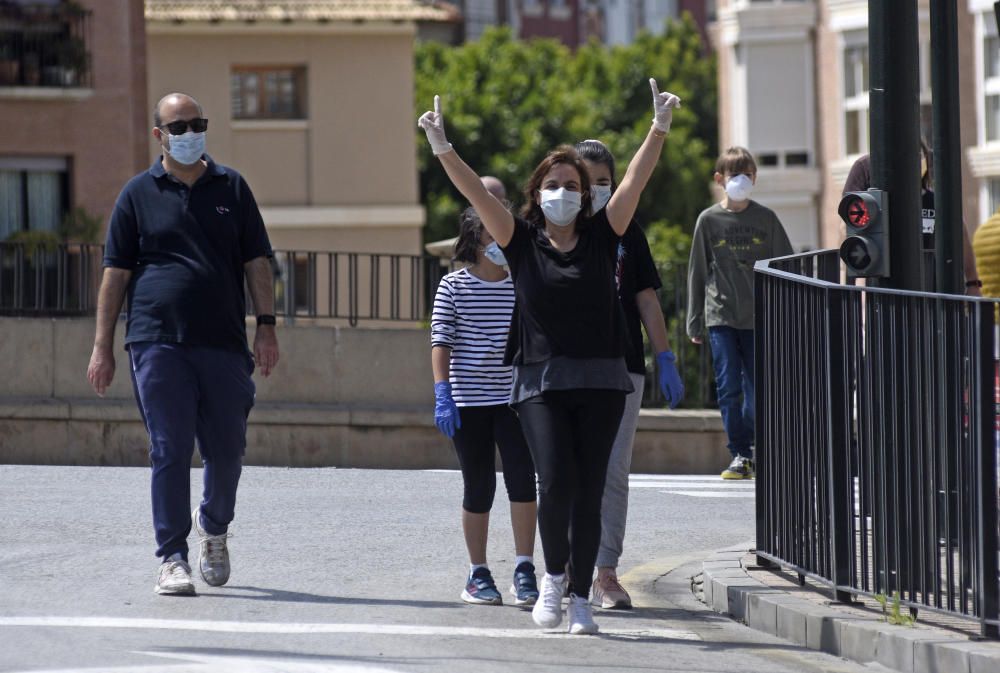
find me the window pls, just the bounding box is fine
[984,13,1000,142]
[988,177,1000,216]
[842,30,869,156]
[0,158,68,239]
[230,67,306,120]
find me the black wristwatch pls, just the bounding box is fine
[256,314,277,326]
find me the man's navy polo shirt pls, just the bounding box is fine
[103,155,272,353]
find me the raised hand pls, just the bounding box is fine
[650,78,682,134]
[417,95,453,156]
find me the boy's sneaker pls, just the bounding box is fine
[591,573,632,609]
[721,455,754,480]
[193,508,231,587]
[155,558,195,596]
[567,593,599,634]
[532,573,567,628]
[461,567,503,605]
[510,561,539,606]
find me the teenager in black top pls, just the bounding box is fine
[418,79,681,635]
[574,138,685,611]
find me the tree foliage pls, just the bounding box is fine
[415,14,718,265]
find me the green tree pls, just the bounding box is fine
[415,14,718,247]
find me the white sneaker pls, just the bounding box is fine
[155,558,195,596]
[193,508,231,587]
[532,573,567,628]
[567,593,599,634]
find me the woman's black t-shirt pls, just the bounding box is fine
[501,209,627,366]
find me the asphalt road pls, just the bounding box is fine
[0,466,875,672]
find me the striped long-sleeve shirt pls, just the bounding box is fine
[430,268,515,406]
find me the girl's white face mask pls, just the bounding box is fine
[590,185,612,213]
[539,188,582,227]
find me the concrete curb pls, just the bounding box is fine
[700,546,1000,673]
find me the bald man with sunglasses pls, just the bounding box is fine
[87,92,279,596]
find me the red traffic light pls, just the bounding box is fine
[844,197,872,227]
[838,191,882,231]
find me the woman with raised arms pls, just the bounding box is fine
[417,79,680,634]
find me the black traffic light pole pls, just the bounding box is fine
[869,0,923,291]
[931,0,965,294]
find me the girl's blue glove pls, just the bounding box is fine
[656,351,685,409]
[434,381,461,438]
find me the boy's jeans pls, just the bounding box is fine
[708,326,755,459]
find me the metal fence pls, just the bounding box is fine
[0,242,716,408]
[754,249,1000,638]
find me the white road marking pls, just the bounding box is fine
[0,616,700,641]
[663,490,756,498]
[7,651,405,673]
[629,474,756,498]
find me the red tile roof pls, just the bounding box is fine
[146,0,460,23]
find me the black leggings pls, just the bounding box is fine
[452,404,537,514]
[513,389,626,598]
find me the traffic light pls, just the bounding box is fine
[838,189,890,278]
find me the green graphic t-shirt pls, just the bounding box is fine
[686,201,793,338]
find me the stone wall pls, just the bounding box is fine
[0,318,728,473]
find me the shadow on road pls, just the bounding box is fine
[196,585,463,609]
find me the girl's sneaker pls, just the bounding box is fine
[510,561,539,606]
[567,593,599,634]
[461,567,503,605]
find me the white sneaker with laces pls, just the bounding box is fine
[567,593,599,634]
[532,572,567,628]
[155,558,195,596]
[193,507,231,587]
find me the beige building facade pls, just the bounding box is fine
[713,0,987,252]
[145,0,458,257]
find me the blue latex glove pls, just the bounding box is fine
[434,381,461,438]
[656,351,685,409]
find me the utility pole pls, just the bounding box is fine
[931,0,965,294]
[869,0,923,290]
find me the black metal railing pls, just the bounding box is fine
[0,242,102,314]
[0,2,92,88]
[0,242,717,407]
[754,249,1000,638]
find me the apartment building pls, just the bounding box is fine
[0,0,147,241]
[713,0,985,251]
[456,0,707,45]
[145,0,458,257]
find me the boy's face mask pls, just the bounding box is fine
[724,174,754,202]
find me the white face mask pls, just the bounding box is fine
[539,188,582,227]
[590,185,612,213]
[483,241,507,266]
[724,174,753,202]
[164,131,206,165]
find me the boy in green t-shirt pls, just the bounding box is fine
[686,147,793,479]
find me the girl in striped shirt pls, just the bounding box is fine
[431,207,539,607]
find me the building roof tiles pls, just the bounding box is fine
[145,0,460,24]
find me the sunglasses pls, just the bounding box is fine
[160,118,209,135]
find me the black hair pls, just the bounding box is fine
[920,137,932,192]
[453,207,484,264]
[574,139,617,186]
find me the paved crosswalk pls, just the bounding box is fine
[628,474,756,498]
[428,470,756,499]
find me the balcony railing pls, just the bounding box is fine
[0,1,92,88]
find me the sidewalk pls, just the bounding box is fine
[698,544,1000,673]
